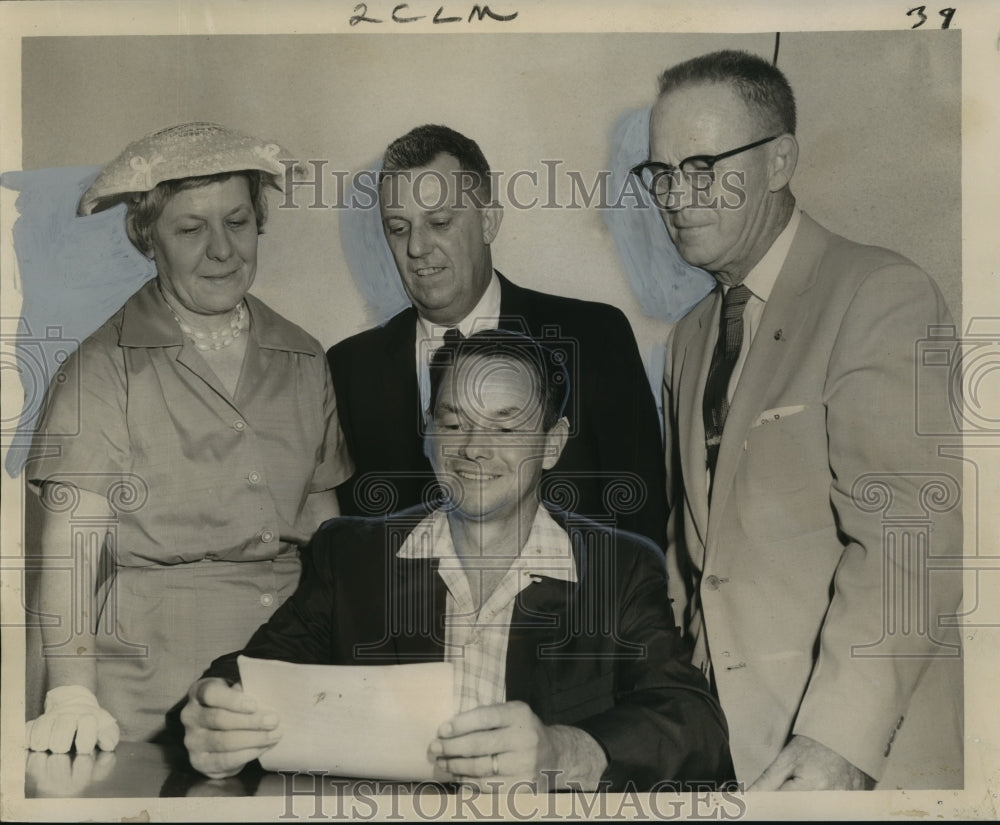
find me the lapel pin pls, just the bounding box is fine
[773,329,784,341]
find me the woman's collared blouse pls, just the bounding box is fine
[26,278,354,565]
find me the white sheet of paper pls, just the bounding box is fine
[237,656,456,781]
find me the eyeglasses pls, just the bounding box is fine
[630,135,779,207]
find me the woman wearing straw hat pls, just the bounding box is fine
[23,123,354,751]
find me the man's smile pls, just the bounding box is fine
[454,467,501,482]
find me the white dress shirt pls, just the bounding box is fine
[724,207,801,404]
[415,271,502,419]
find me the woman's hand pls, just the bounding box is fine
[25,750,118,797]
[25,685,120,754]
[181,678,281,779]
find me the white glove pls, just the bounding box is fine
[25,749,118,797]
[25,685,120,754]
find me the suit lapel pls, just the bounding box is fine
[674,292,721,552]
[382,311,429,466]
[388,554,449,662]
[495,271,535,335]
[706,213,828,548]
[506,575,576,701]
[505,518,583,701]
[391,310,422,427]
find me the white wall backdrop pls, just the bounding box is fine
[20,30,961,366]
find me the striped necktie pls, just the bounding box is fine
[702,284,752,487]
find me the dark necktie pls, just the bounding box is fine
[702,284,752,485]
[425,328,465,420]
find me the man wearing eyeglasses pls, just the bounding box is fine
[635,50,962,790]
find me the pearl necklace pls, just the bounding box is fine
[171,301,247,351]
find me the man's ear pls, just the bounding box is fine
[542,417,570,470]
[481,203,503,245]
[768,134,799,192]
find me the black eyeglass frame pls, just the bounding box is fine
[630,134,781,199]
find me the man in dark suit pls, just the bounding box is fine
[633,50,962,789]
[328,124,667,548]
[181,330,733,790]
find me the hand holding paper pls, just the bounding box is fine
[236,657,456,781]
[430,701,608,791]
[181,677,282,779]
[430,701,557,787]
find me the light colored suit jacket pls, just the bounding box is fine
[664,212,963,785]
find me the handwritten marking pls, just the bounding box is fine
[907,5,956,29]
[351,3,518,25]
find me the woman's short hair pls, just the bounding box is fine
[125,170,268,257]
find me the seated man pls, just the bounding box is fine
[328,124,667,550]
[182,330,733,791]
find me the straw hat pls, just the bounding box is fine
[78,121,295,216]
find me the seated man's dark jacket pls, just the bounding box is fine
[326,272,668,549]
[204,507,734,791]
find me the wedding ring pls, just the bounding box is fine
[491,753,500,776]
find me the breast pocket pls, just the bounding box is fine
[736,405,837,542]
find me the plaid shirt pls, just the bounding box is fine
[398,505,578,713]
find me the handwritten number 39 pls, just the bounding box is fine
[907,6,957,28]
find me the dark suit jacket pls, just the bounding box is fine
[205,508,733,790]
[327,272,668,548]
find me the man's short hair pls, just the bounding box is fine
[429,329,570,432]
[657,49,797,136]
[381,124,493,205]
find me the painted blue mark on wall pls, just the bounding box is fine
[602,107,714,322]
[338,158,410,326]
[1,166,155,477]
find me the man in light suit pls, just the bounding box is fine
[635,50,962,789]
[329,125,667,548]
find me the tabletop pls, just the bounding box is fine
[24,741,437,799]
